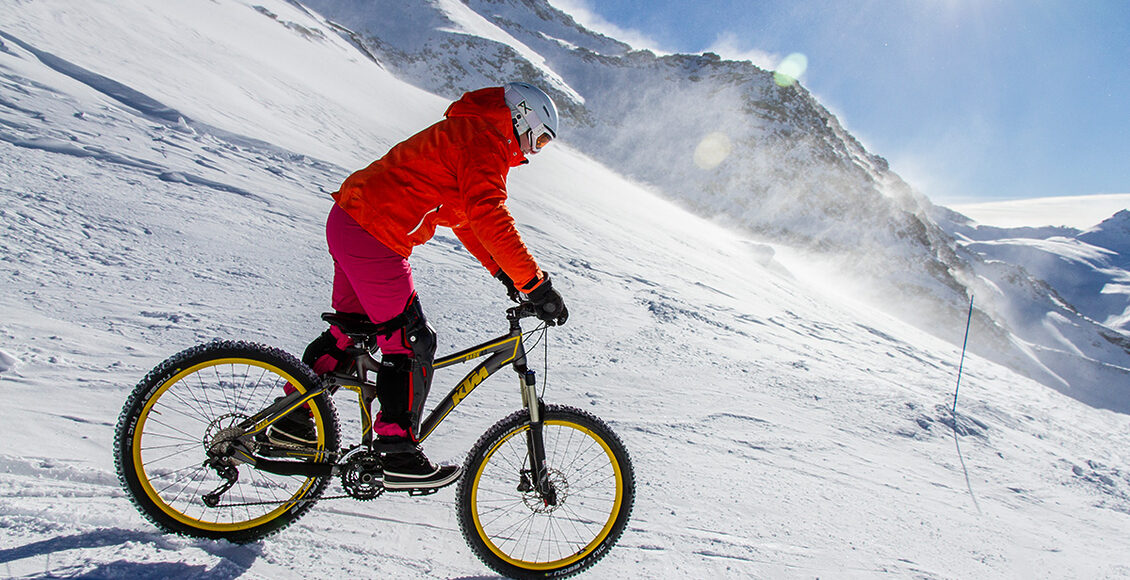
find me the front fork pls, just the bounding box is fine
[521,369,558,506]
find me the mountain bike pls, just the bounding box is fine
[114,303,634,579]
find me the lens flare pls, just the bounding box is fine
[693,132,732,170]
[773,53,808,87]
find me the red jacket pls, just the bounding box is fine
[333,87,545,291]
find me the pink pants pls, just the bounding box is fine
[325,204,413,356]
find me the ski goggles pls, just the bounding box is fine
[534,129,554,150]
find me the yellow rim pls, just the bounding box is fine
[470,419,624,570]
[131,357,325,532]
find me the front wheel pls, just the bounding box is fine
[114,340,340,543]
[457,405,635,579]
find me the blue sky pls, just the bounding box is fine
[552,0,1130,204]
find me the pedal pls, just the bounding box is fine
[386,472,460,495]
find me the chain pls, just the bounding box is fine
[211,492,360,509]
[206,441,351,508]
[259,440,342,461]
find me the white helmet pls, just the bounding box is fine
[504,82,558,155]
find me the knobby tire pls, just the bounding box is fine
[114,341,340,543]
[456,405,635,579]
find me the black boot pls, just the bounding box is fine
[382,447,462,490]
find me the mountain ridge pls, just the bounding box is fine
[299,0,1130,411]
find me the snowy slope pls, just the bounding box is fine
[939,202,1130,339]
[2,1,1130,578]
[1082,210,1130,264]
[961,233,1130,332]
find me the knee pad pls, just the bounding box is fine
[377,294,437,441]
[402,294,437,366]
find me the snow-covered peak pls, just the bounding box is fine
[432,0,583,103]
[1080,209,1130,258]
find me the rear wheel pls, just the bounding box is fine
[457,405,634,578]
[114,341,339,543]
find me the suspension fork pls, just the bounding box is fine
[521,367,558,505]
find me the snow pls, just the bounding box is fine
[0,349,17,374]
[1081,210,1130,262]
[2,1,1130,578]
[957,229,1130,335]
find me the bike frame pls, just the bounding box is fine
[421,326,533,441]
[234,306,549,488]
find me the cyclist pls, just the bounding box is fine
[267,83,569,490]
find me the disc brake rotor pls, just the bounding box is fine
[521,468,568,514]
[203,413,250,458]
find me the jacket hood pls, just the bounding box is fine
[445,87,527,166]
[445,87,509,125]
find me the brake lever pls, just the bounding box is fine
[506,301,539,321]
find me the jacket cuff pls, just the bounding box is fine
[521,272,549,294]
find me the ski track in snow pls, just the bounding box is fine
[1,1,1130,578]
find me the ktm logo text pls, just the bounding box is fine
[452,367,489,406]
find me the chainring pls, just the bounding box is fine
[339,446,385,501]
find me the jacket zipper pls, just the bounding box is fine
[406,204,442,236]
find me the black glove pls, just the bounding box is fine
[494,270,521,303]
[527,275,569,326]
